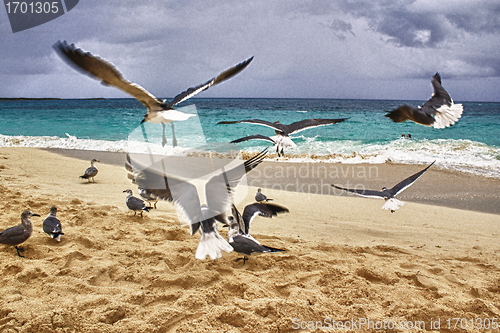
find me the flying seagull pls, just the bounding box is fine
[218,118,347,156]
[80,159,99,183]
[43,206,64,242]
[255,188,272,202]
[0,210,40,257]
[385,73,463,129]
[125,150,268,260]
[123,189,152,217]
[53,40,254,147]
[331,161,435,212]
[227,203,288,263]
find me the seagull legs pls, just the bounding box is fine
[14,246,25,258]
[161,123,167,147]
[235,256,249,264]
[171,123,177,147]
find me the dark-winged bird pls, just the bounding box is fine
[385,73,463,129]
[0,210,40,257]
[123,189,152,217]
[80,159,99,183]
[227,202,289,263]
[331,161,435,212]
[53,41,253,147]
[218,118,347,156]
[125,150,268,260]
[43,206,64,242]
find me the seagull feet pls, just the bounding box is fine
[162,137,167,147]
[235,256,249,264]
[172,137,178,147]
[14,246,25,258]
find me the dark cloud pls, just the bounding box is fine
[334,0,500,48]
[324,19,356,40]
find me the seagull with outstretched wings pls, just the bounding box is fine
[331,161,435,212]
[53,40,253,146]
[125,150,267,260]
[218,118,347,156]
[385,73,463,129]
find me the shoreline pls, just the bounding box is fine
[45,147,500,215]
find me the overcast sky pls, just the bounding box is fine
[1,0,499,101]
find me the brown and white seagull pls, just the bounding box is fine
[218,118,347,156]
[385,73,463,129]
[53,40,253,146]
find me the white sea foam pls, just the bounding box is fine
[1,134,498,178]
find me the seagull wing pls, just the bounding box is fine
[218,119,287,132]
[242,202,289,234]
[285,118,348,134]
[165,56,254,108]
[53,40,164,111]
[127,196,147,210]
[43,217,62,234]
[205,149,267,218]
[385,104,436,126]
[388,161,435,197]
[420,73,452,115]
[331,184,387,199]
[231,134,276,144]
[230,234,284,255]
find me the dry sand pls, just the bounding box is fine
[0,147,499,332]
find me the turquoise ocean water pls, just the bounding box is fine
[0,98,499,178]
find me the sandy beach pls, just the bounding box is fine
[1,147,500,332]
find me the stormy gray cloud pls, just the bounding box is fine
[0,0,499,101]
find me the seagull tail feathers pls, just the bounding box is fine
[382,198,405,212]
[433,103,463,129]
[195,231,233,260]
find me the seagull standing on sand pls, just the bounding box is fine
[331,161,435,212]
[385,73,463,129]
[43,206,64,242]
[218,118,347,156]
[125,150,268,260]
[0,210,40,257]
[80,159,99,183]
[227,203,288,263]
[255,188,272,202]
[123,189,152,217]
[53,41,254,147]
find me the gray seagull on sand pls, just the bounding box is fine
[80,159,99,182]
[331,161,435,212]
[0,210,40,257]
[227,202,288,263]
[255,188,272,202]
[43,206,64,242]
[123,189,152,217]
[218,118,347,156]
[53,40,254,147]
[125,150,268,260]
[385,73,463,129]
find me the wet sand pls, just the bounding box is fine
[0,147,499,332]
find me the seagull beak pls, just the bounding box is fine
[32,213,41,217]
